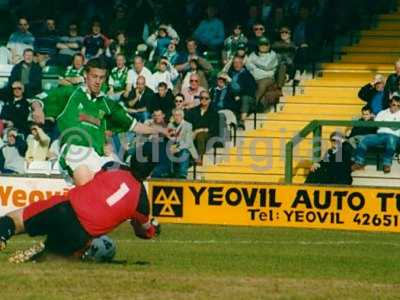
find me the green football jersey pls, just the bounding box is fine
[36,85,136,156]
[108,66,128,92]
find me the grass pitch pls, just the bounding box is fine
[1,224,400,300]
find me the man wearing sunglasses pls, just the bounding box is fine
[0,81,30,137]
[352,95,400,174]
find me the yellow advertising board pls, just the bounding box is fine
[149,180,400,233]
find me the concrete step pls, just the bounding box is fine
[300,79,369,87]
[342,46,400,54]
[321,62,393,72]
[283,96,361,105]
[282,104,361,115]
[339,54,399,64]
[357,39,400,47]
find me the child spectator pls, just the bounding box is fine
[152,58,179,91]
[346,106,377,149]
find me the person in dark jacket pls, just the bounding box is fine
[384,60,400,105]
[228,55,257,129]
[186,90,219,163]
[358,74,386,115]
[120,76,154,122]
[149,82,175,121]
[210,72,238,114]
[7,48,42,98]
[346,106,377,149]
[0,81,30,137]
[305,131,353,185]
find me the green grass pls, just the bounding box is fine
[1,224,400,299]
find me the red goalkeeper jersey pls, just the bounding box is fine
[69,168,145,237]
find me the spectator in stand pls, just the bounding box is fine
[25,123,50,165]
[108,4,129,37]
[82,21,108,60]
[305,131,353,185]
[0,81,30,137]
[221,42,248,73]
[193,4,225,51]
[210,72,238,115]
[346,105,377,149]
[181,73,206,109]
[167,108,199,178]
[246,37,279,109]
[352,96,400,174]
[260,0,274,24]
[186,90,219,164]
[272,26,297,82]
[34,17,60,58]
[174,93,186,112]
[129,109,170,178]
[3,17,35,65]
[146,25,173,61]
[125,55,154,95]
[175,38,213,74]
[150,82,175,121]
[246,3,261,32]
[56,23,84,67]
[120,76,154,122]
[247,22,270,53]
[0,128,27,174]
[58,53,85,87]
[292,6,318,76]
[228,55,257,129]
[267,6,288,41]
[106,31,132,63]
[384,60,400,105]
[7,48,42,98]
[181,58,209,91]
[223,24,248,65]
[152,58,179,91]
[108,54,128,101]
[162,39,180,65]
[358,74,387,116]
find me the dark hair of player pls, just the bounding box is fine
[84,57,108,73]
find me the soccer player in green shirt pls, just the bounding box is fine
[31,58,169,186]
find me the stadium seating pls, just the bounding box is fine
[196,11,400,187]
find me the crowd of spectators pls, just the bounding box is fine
[0,0,396,179]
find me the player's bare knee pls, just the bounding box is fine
[73,165,95,186]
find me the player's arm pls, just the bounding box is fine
[130,218,160,239]
[31,86,75,124]
[107,100,172,137]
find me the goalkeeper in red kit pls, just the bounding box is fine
[0,143,160,262]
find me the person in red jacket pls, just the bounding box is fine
[0,143,160,262]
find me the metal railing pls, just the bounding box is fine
[284,120,400,184]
